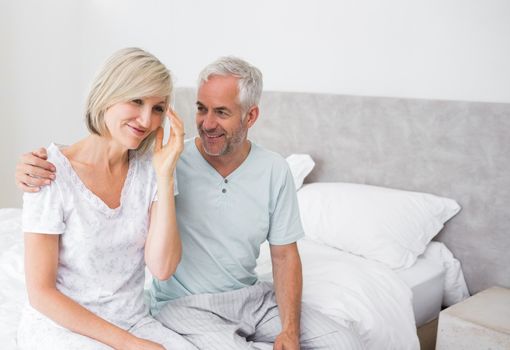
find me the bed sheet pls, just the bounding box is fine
[396,250,445,326]
[1,208,421,349]
[256,239,420,350]
[421,241,470,306]
[0,209,24,350]
[395,241,470,327]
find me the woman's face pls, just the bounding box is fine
[103,96,166,149]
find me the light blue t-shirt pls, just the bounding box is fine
[150,139,304,314]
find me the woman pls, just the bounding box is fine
[18,48,196,350]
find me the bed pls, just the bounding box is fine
[4,87,498,349]
[258,239,464,349]
[176,87,493,349]
[0,180,469,349]
[253,165,470,349]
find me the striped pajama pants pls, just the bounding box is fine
[154,282,363,349]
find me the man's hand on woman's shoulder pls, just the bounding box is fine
[15,147,56,192]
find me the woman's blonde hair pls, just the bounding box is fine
[85,47,172,153]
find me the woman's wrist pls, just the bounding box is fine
[157,176,174,184]
[156,177,175,193]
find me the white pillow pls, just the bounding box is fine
[286,154,315,190]
[297,182,461,269]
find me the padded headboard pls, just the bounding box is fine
[174,87,510,294]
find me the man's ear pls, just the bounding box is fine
[244,106,259,129]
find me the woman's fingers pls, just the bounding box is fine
[163,108,185,151]
[154,127,164,153]
[153,108,185,177]
[166,107,184,134]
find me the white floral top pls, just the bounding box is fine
[22,143,161,329]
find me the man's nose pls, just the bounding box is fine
[202,112,218,130]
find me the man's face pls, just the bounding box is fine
[196,75,248,157]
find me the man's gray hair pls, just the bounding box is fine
[198,56,263,114]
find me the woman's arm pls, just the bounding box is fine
[144,109,185,280]
[145,180,181,280]
[25,233,164,350]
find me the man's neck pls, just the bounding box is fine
[195,137,252,178]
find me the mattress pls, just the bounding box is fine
[395,253,445,327]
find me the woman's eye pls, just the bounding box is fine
[132,99,143,105]
[154,106,165,113]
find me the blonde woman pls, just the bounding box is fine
[17,48,196,350]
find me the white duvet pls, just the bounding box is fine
[0,209,25,350]
[256,240,419,350]
[0,208,419,349]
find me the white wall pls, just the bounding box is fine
[1,1,87,208]
[2,0,510,207]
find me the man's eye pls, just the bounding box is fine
[216,110,228,117]
[197,106,206,113]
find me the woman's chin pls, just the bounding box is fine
[118,138,143,151]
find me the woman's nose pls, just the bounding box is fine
[138,107,152,127]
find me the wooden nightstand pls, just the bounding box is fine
[436,286,510,349]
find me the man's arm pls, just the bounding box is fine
[15,148,56,192]
[270,242,302,350]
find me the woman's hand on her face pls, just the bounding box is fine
[152,107,185,179]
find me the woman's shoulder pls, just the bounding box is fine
[22,144,71,209]
[130,150,156,184]
[46,143,72,176]
[131,149,153,168]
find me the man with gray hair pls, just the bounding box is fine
[16,57,362,349]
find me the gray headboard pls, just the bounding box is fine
[174,87,510,294]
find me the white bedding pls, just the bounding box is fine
[0,209,25,350]
[395,241,470,327]
[396,250,445,327]
[256,239,469,349]
[1,208,468,350]
[256,239,420,349]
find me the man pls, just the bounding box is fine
[16,57,362,349]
